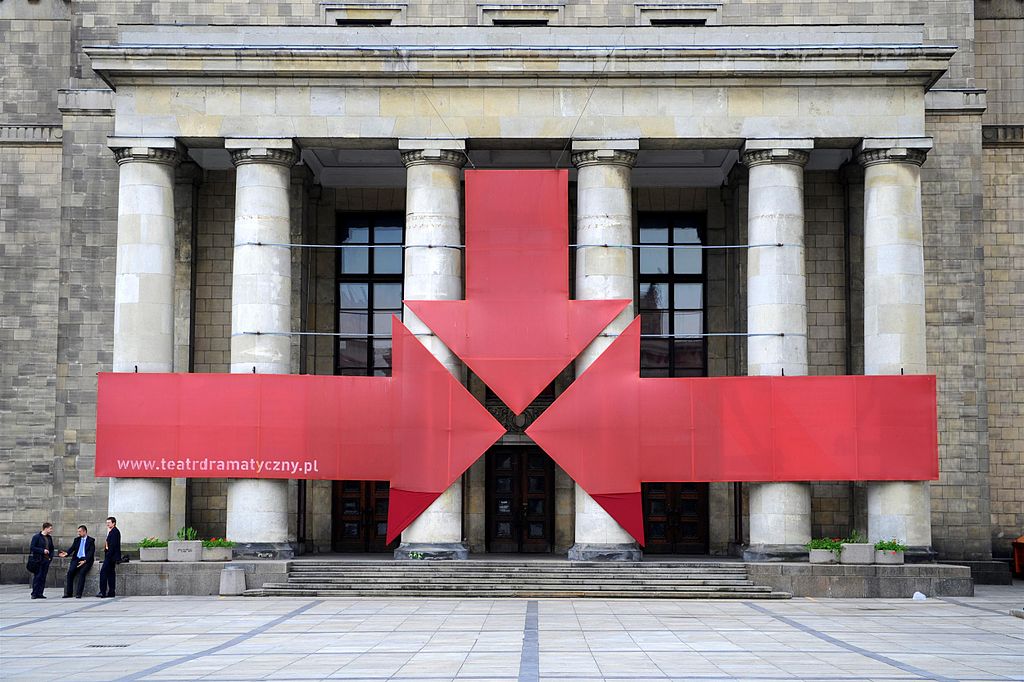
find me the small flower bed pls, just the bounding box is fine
[176,526,198,541]
[202,538,236,548]
[806,537,843,555]
[873,538,907,552]
[844,529,868,544]
[138,537,168,548]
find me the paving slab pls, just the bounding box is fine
[1,583,1021,681]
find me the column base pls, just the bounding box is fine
[568,543,642,562]
[394,542,468,560]
[905,546,938,563]
[231,542,295,560]
[743,544,809,562]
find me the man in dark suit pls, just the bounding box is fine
[29,522,55,599]
[97,516,121,598]
[58,525,95,598]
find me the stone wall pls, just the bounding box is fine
[981,146,1024,558]
[923,113,991,560]
[0,140,63,553]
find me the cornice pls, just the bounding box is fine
[0,125,63,146]
[982,125,1024,148]
[84,44,957,88]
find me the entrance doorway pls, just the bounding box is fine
[642,482,709,554]
[332,480,397,552]
[486,446,555,553]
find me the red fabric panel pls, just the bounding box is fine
[527,317,940,545]
[406,170,628,413]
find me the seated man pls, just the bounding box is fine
[58,525,95,598]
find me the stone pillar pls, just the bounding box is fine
[395,139,469,560]
[741,139,813,562]
[569,140,642,561]
[107,138,182,543]
[225,139,298,558]
[858,138,934,558]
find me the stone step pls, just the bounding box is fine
[282,577,761,585]
[269,581,773,592]
[288,566,749,575]
[286,570,751,580]
[289,561,744,569]
[246,587,791,599]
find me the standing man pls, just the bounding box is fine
[97,516,121,598]
[58,525,95,598]
[29,522,55,599]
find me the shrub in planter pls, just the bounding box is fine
[168,527,202,562]
[138,537,168,562]
[840,529,874,564]
[806,537,842,564]
[202,538,235,562]
[874,538,907,565]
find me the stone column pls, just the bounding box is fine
[225,139,298,558]
[107,138,182,543]
[395,139,469,560]
[857,138,934,558]
[569,140,642,561]
[741,139,813,562]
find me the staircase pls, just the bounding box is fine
[244,560,791,599]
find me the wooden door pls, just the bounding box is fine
[486,447,554,553]
[332,480,396,552]
[642,482,709,554]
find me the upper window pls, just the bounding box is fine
[336,213,404,377]
[478,4,564,25]
[637,212,707,378]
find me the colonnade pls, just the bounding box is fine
[106,134,934,559]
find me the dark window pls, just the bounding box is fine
[336,213,404,376]
[637,212,707,378]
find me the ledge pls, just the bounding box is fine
[746,562,974,598]
[0,125,63,146]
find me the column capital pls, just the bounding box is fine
[741,139,813,168]
[399,139,466,168]
[225,138,298,168]
[570,140,639,169]
[856,137,932,167]
[108,137,183,166]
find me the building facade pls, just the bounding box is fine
[1,0,1021,563]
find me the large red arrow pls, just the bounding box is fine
[95,320,506,543]
[405,170,629,415]
[526,317,939,546]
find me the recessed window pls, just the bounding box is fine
[478,4,564,26]
[336,213,404,377]
[635,3,722,26]
[638,212,707,378]
[321,2,407,26]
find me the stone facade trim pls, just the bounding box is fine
[57,89,115,116]
[0,125,63,145]
[400,148,467,168]
[225,139,299,167]
[635,2,723,26]
[982,125,1024,147]
[320,2,408,26]
[571,149,638,168]
[740,144,811,168]
[856,137,932,167]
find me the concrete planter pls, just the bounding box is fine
[840,543,874,564]
[167,540,202,562]
[875,549,905,565]
[809,549,838,564]
[202,546,233,562]
[139,546,167,562]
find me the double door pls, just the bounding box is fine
[642,482,709,554]
[486,447,554,553]
[332,480,396,552]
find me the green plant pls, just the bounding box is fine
[408,551,425,560]
[176,526,198,541]
[874,538,907,552]
[202,537,236,548]
[806,537,843,554]
[138,537,168,548]
[844,529,868,544]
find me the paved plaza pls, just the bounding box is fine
[0,583,1021,681]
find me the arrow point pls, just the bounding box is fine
[592,492,645,547]
[386,489,442,545]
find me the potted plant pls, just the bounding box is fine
[202,537,235,562]
[806,537,842,564]
[138,537,168,562]
[840,529,874,564]
[874,538,907,564]
[168,526,202,562]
